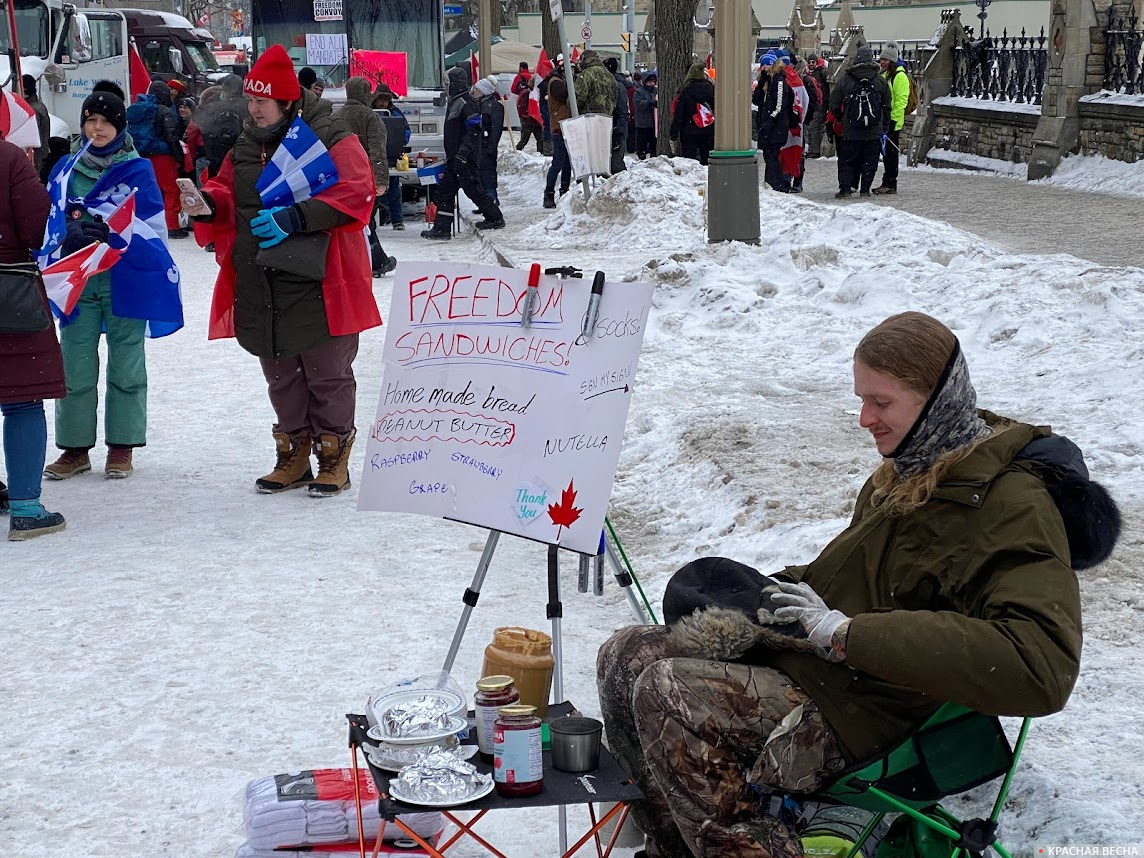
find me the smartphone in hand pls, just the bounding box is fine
[176,178,212,216]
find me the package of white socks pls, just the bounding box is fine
[237,768,443,853]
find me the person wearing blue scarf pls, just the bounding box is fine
[43,90,164,482]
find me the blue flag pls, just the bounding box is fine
[39,139,91,261]
[44,155,184,339]
[255,116,339,209]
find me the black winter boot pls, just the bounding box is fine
[420,210,454,240]
[543,190,556,209]
[475,199,505,230]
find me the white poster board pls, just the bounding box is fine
[358,262,653,555]
[306,33,348,66]
[312,0,342,20]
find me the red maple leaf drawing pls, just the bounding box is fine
[547,479,583,540]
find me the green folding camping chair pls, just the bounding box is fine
[808,702,1032,858]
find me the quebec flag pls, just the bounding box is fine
[42,153,183,339]
[255,116,339,209]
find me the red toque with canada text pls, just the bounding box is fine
[244,44,302,101]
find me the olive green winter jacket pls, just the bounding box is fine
[769,413,1084,763]
[575,56,617,116]
[229,90,356,358]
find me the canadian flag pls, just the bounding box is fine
[41,193,136,317]
[693,103,714,128]
[129,41,152,101]
[197,12,210,26]
[469,50,479,84]
[528,81,543,124]
[569,45,580,65]
[0,88,40,149]
[536,48,554,79]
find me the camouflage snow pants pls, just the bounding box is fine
[597,625,846,858]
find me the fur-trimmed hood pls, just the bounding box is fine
[1013,433,1120,569]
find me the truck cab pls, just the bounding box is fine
[16,1,131,143]
[117,8,229,98]
[9,2,230,158]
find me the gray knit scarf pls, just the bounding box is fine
[890,340,991,478]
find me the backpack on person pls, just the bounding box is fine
[204,103,244,172]
[125,97,165,155]
[844,76,882,129]
[901,69,919,114]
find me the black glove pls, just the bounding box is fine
[61,219,111,256]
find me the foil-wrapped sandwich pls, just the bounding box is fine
[392,748,492,803]
[381,695,453,739]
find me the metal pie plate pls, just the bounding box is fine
[364,741,479,772]
[388,778,495,807]
[366,715,469,745]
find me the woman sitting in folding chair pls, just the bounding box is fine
[597,311,1120,858]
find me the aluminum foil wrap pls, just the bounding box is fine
[393,747,492,803]
[366,735,460,768]
[381,695,452,739]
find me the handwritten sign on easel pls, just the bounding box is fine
[357,262,653,554]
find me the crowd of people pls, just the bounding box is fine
[2,42,917,541]
[0,47,391,541]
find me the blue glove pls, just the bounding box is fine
[881,133,888,155]
[250,206,302,249]
[61,219,110,256]
[465,113,483,129]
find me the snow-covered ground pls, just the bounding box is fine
[3,150,1143,857]
[921,146,1144,199]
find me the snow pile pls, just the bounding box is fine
[1038,153,1144,198]
[921,147,1029,177]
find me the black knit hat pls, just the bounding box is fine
[81,91,127,134]
[92,79,126,101]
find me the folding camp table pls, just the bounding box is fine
[346,703,644,858]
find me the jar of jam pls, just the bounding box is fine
[492,704,543,797]
[475,675,519,762]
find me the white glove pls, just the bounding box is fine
[771,581,850,660]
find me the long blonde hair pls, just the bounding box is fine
[855,313,979,515]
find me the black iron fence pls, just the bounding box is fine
[950,27,1048,104]
[1104,12,1144,94]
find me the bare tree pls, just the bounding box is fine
[653,0,697,153]
[540,6,560,64]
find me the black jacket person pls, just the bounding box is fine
[422,66,504,239]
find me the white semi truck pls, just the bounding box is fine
[3,1,226,147]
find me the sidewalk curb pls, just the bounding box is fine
[457,213,520,270]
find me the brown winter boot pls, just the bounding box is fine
[309,429,356,497]
[256,432,314,493]
[105,445,134,479]
[43,448,92,480]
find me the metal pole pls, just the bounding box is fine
[624,0,635,73]
[5,0,24,86]
[479,0,492,84]
[552,4,592,201]
[706,0,760,244]
[546,544,568,854]
[584,0,592,50]
[441,529,501,672]
[605,543,651,624]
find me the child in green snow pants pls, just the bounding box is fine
[55,273,148,449]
